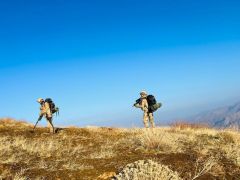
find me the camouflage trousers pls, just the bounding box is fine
[143,112,155,128]
[39,114,55,133]
[47,118,55,133]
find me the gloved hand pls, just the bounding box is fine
[134,103,142,108]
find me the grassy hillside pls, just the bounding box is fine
[0,118,240,180]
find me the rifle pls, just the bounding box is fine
[133,98,141,107]
[33,117,41,130]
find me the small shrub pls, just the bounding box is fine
[113,160,182,180]
[192,156,218,180]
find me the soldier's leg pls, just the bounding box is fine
[149,113,155,128]
[143,112,149,128]
[47,117,55,133]
[46,110,54,133]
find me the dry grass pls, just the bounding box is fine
[13,168,29,180]
[125,128,188,153]
[191,156,218,180]
[0,119,239,179]
[171,121,209,130]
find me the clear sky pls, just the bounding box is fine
[1,0,240,127]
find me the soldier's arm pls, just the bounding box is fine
[142,99,149,112]
[134,103,142,108]
[45,102,52,117]
[133,98,141,108]
[45,102,50,110]
[134,100,144,108]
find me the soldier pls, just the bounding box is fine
[37,98,55,133]
[134,91,155,128]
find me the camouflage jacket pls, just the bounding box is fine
[39,102,52,118]
[135,98,149,112]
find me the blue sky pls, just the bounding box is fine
[0,0,240,127]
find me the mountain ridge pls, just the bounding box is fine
[189,101,240,129]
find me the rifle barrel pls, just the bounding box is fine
[33,120,39,130]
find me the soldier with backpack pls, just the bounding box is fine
[36,98,59,133]
[134,91,161,128]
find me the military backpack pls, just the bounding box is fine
[45,98,59,115]
[146,95,162,112]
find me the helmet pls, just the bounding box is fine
[37,98,44,103]
[140,91,148,96]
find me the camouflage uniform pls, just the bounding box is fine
[135,92,155,128]
[38,98,55,133]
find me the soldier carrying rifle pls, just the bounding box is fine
[134,91,162,128]
[35,98,59,134]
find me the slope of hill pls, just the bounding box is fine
[189,102,240,129]
[0,118,240,179]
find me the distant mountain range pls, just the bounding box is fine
[188,102,240,129]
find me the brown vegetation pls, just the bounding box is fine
[0,119,240,179]
[171,121,209,130]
